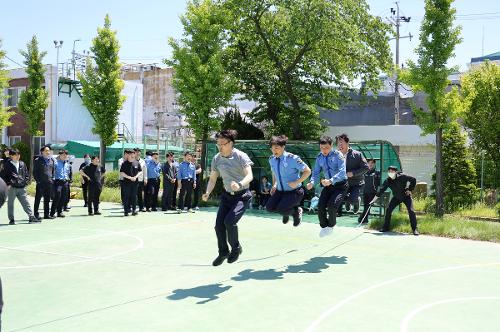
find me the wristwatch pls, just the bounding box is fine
[237,181,243,189]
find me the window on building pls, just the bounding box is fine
[33,136,45,154]
[8,136,21,146]
[6,87,25,107]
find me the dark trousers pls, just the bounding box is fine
[137,181,145,210]
[338,184,362,215]
[123,182,139,214]
[145,178,160,210]
[318,181,348,228]
[215,190,251,255]
[266,188,304,217]
[193,182,201,208]
[358,192,377,223]
[82,181,89,205]
[88,184,102,214]
[172,181,178,208]
[50,180,69,216]
[260,193,270,207]
[34,182,52,218]
[383,195,418,231]
[64,182,71,209]
[178,179,194,210]
[119,180,125,204]
[162,178,175,210]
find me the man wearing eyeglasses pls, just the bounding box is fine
[203,129,254,266]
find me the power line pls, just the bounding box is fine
[4,55,23,68]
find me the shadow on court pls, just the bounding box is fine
[168,255,347,304]
[167,283,233,304]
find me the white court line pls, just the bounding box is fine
[305,262,500,332]
[400,296,500,332]
[0,221,198,270]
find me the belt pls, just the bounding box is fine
[181,178,193,181]
[224,189,247,196]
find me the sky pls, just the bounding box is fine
[1,0,499,73]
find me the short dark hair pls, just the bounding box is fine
[215,129,238,143]
[335,133,349,143]
[367,158,376,163]
[133,148,140,153]
[91,155,99,161]
[40,145,50,153]
[388,166,398,171]
[146,151,153,156]
[83,153,90,158]
[166,152,174,158]
[124,149,134,154]
[319,136,333,145]
[269,135,288,147]
[151,151,159,156]
[58,149,68,155]
[184,151,192,157]
[8,149,19,156]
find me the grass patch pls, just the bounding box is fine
[408,198,499,219]
[368,212,500,243]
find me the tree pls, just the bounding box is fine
[17,36,49,172]
[223,0,392,139]
[167,0,236,172]
[461,61,500,186]
[433,122,478,212]
[220,110,264,139]
[78,15,125,163]
[400,0,461,217]
[0,40,15,139]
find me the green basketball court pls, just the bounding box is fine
[1,200,499,331]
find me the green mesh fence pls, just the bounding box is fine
[205,140,402,181]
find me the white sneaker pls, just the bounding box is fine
[195,206,200,211]
[176,209,182,214]
[188,208,195,213]
[319,227,334,237]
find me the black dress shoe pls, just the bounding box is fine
[378,228,389,232]
[57,213,66,218]
[94,212,102,215]
[45,215,55,220]
[282,216,290,224]
[29,216,40,223]
[146,209,151,212]
[88,212,94,216]
[139,209,146,212]
[132,211,138,216]
[9,220,15,225]
[152,208,158,212]
[212,254,228,266]
[413,229,420,236]
[227,247,242,264]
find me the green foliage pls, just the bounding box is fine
[103,170,120,188]
[17,36,48,137]
[78,15,125,148]
[223,0,392,139]
[429,123,478,212]
[461,61,500,181]
[220,110,264,139]
[11,141,31,166]
[496,202,500,218]
[469,143,499,190]
[167,0,236,142]
[401,0,462,133]
[0,39,15,130]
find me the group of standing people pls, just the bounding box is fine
[117,148,203,217]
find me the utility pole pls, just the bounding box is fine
[388,2,412,125]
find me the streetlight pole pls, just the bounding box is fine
[72,39,81,80]
[54,40,63,143]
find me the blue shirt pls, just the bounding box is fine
[177,161,196,183]
[54,160,70,181]
[269,151,307,191]
[146,159,161,179]
[310,150,347,185]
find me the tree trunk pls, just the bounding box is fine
[100,139,106,169]
[435,127,444,217]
